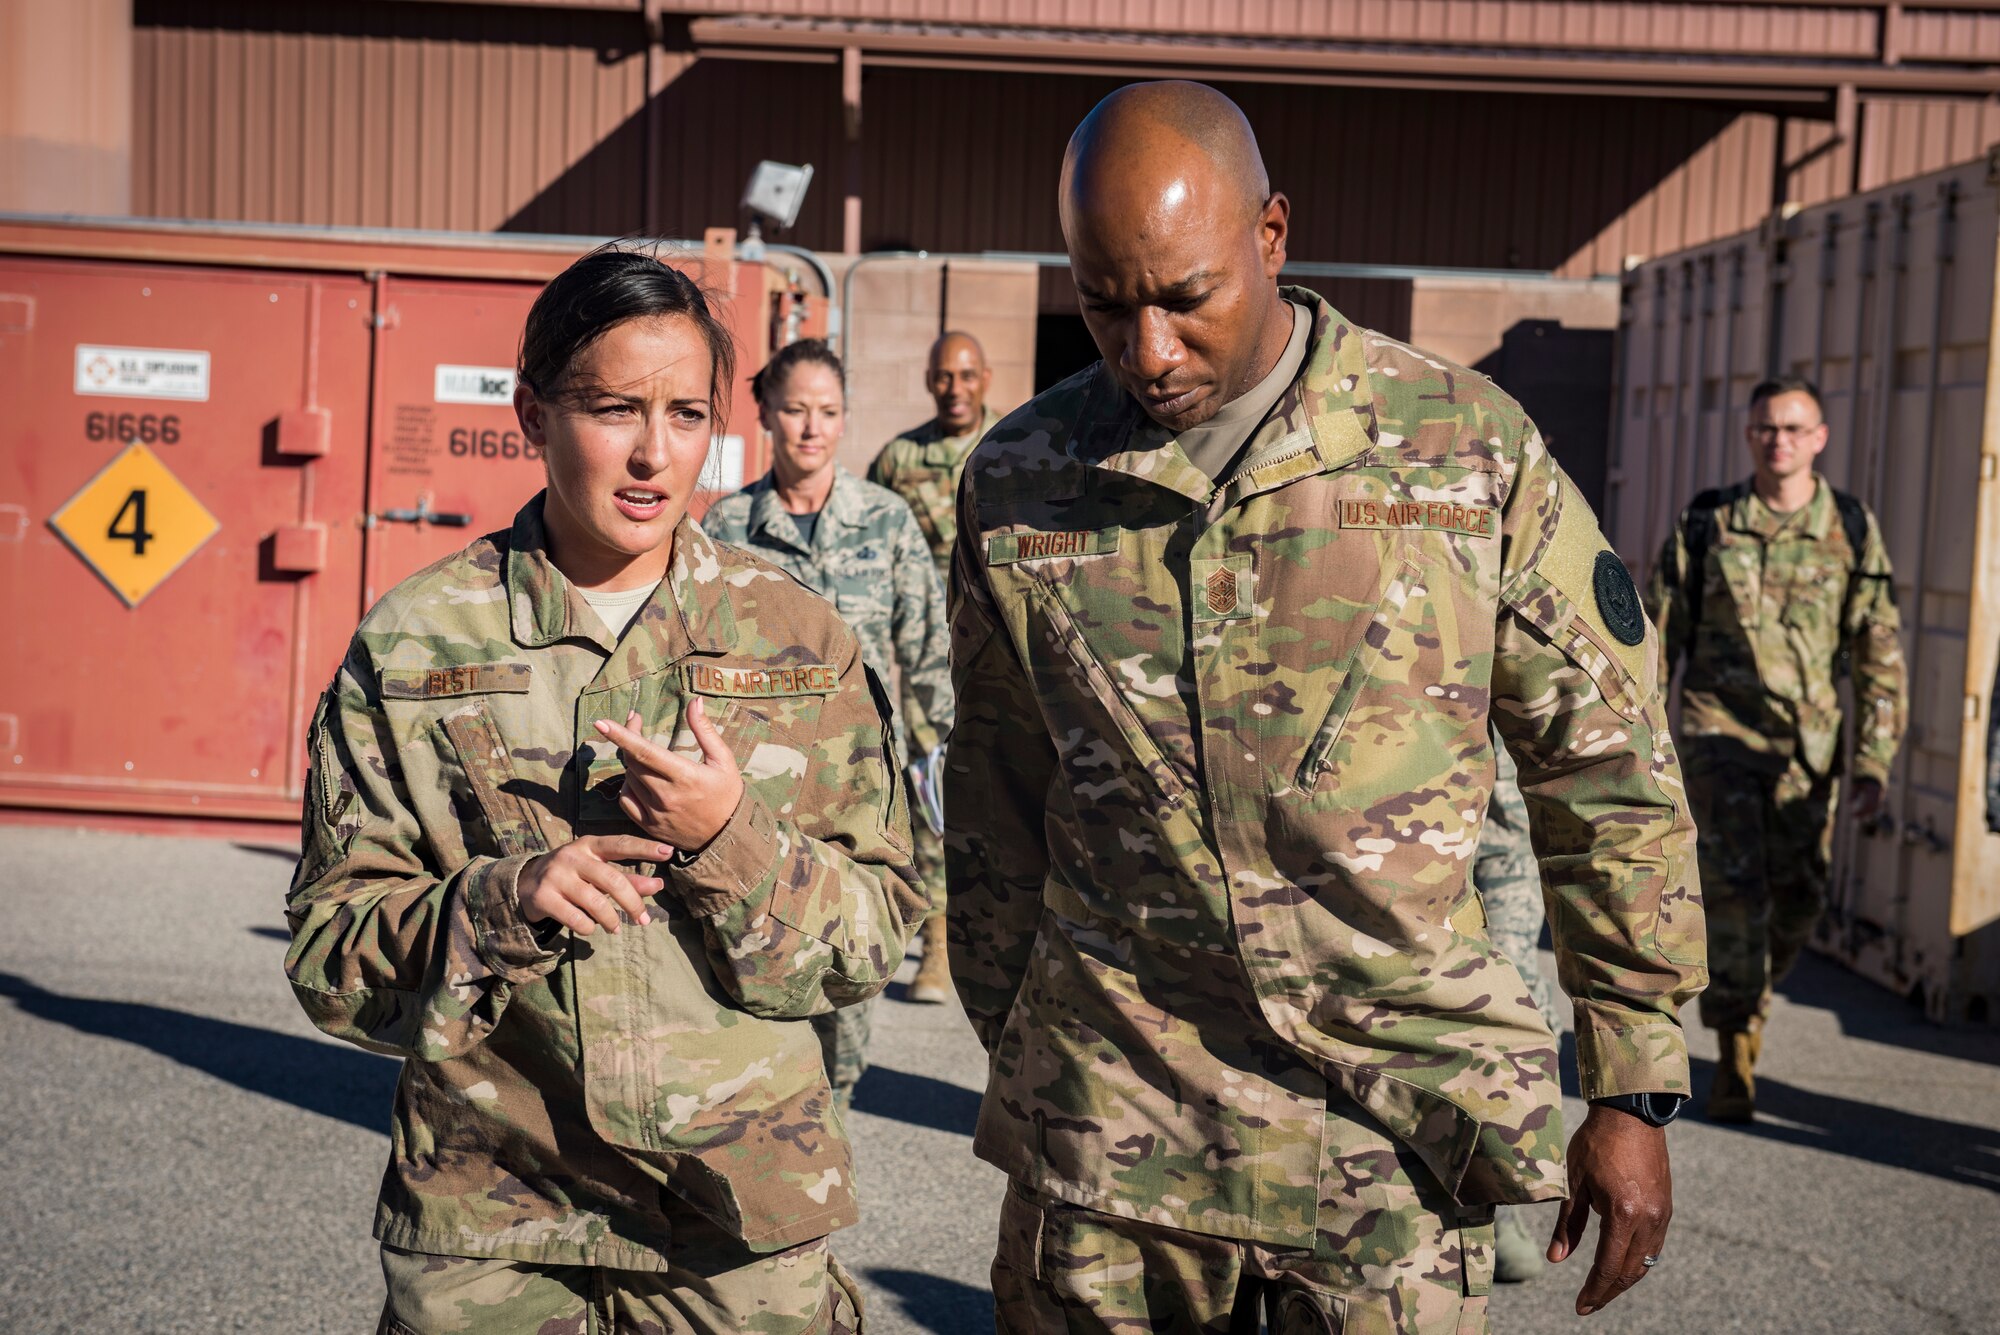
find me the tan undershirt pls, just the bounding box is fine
[578,580,661,637]
[1177,300,1311,484]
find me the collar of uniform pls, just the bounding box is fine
[919,406,999,467]
[506,496,735,664]
[596,517,739,685]
[745,465,866,554]
[743,475,806,555]
[1733,473,1831,539]
[507,492,605,649]
[1066,286,1375,503]
[1284,286,1377,474]
[821,465,874,531]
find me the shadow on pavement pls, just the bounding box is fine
[0,970,396,1133]
[851,1064,982,1136]
[1779,953,2000,1067]
[863,1268,994,1334]
[232,841,301,862]
[1691,1054,2000,1192]
[248,925,291,942]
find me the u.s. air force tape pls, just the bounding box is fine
[1593,550,1646,647]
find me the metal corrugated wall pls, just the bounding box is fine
[1861,96,2000,193]
[129,5,2000,279]
[858,67,1785,276]
[134,1,651,233]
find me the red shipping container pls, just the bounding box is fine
[0,217,774,830]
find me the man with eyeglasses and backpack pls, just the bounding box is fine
[1645,377,1906,1123]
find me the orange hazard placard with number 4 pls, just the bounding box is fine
[48,442,221,607]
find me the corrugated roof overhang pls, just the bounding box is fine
[687,15,2000,102]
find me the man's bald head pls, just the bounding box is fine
[927,331,987,375]
[1057,82,1292,433]
[926,329,993,435]
[1060,80,1271,232]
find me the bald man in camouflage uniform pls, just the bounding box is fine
[949,82,1705,1333]
[705,466,951,1108]
[868,331,1002,1004]
[1647,377,1905,1122]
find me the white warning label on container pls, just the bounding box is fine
[435,364,517,406]
[704,435,746,493]
[74,345,211,401]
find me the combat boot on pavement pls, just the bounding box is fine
[1493,1206,1547,1283]
[1707,1029,1757,1122]
[907,915,952,1005]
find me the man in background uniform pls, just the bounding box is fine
[1473,723,1564,1285]
[867,331,1000,1004]
[1647,377,1905,1123]
[949,81,1705,1332]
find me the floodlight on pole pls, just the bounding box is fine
[739,160,813,260]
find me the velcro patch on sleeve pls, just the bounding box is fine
[687,662,840,698]
[985,529,1120,564]
[380,662,533,699]
[1338,498,1497,539]
[1533,485,1651,687]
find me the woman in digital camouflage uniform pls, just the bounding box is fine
[287,246,922,1335]
[703,340,953,1112]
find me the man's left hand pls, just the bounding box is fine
[1548,1104,1673,1316]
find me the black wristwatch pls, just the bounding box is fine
[1590,1092,1686,1127]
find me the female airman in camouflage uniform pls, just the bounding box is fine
[287,248,922,1334]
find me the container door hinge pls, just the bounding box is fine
[270,523,327,574]
[1982,453,1998,481]
[276,406,332,457]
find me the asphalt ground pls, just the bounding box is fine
[1,825,1996,1334]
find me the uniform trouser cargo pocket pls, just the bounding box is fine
[1269,1285,1346,1334]
[378,1239,853,1335]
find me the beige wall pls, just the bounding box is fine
[820,257,1038,479]
[1409,276,1620,370]
[0,0,130,216]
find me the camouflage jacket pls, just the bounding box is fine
[867,406,1002,580]
[946,288,1706,1246]
[1645,477,1906,785]
[704,466,952,760]
[286,496,922,1269]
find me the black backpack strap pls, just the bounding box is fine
[1681,487,1728,633]
[1830,488,1876,681]
[1832,488,1869,573]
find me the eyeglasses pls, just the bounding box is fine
[1748,423,1822,439]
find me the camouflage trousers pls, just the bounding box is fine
[811,794,945,1100]
[1473,732,1561,1036]
[913,810,945,920]
[378,1232,863,1335]
[990,1102,1495,1335]
[1684,740,1839,1032]
[812,999,875,1101]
